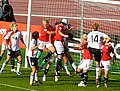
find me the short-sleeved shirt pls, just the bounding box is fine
[82,41,93,60]
[54,24,64,42]
[29,39,38,58]
[4,30,23,51]
[39,25,55,42]
[87,31,108,49]
[101,44,114,61]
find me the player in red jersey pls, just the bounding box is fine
[74,34,93,87]
[38,20,55,66]
[97,40,115,88]
[0,22,26,75]
[54,21,69,81]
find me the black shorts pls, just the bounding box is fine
[88,47,101,62]
[8,50,22,58]
[30,57,38,66]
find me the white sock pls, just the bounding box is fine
[1,62,7,71]
[64,64,70,74]
[17,62,21,72]
[35,72,38,81]
[30,74,34,83]
[72,62,77,71]
[96,66,100,79]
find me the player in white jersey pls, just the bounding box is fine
[29,31,42,86]
[0,22,26,75]
[87,23,111,86]
[0,28,16,72]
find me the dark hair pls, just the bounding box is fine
[32,31,39,39]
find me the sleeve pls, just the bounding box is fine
[19,32,23,38]
[4,31,12,40]
[101,32,108,38]
[30,39,36,48]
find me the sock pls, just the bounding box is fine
[83,72,88,85]
[40,61,45,68]
[96,65,100,80]
[104,77,108,83]
[64,63,70,74]
[44,68,49,75]
[1,61,8,71]
[98,75,101,84]
[30,73,34,83]
[0,56,2,61]
[38,51,42,58]
[35,72,38,81]
[79,70,84,80]
[71,62,77,71]
[11,59,15,69]
[17,62,21,72]
[55,58,61,76]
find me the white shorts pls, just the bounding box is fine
[100,60,110,71]
[1,42,6,50]
[54,40,64,55]
[78,59,93,70]
[38,40,53,50]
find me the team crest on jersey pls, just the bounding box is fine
[59,27,62,30]
[44,28,47,31]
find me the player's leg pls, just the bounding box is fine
[65,51,77,72]
[0,54,11,74]
[11,58,16,72]
[63,55,73,77]
[0,43,6,61]
[103,61,110,87]
[30,66,36,86]
[16,54,22,75]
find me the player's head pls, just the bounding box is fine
[42,20,49,28]
[61,18,68,25]
[32,31,39,40]
[10,21,18,32]
[92,22,99,31]
[82,34,87,40]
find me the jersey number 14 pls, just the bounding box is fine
[91,35,98,43]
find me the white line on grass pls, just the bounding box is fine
[0,83,37,91]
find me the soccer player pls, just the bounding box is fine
[54,21,69,81]
[0,27,16,72]
[87,22,111,86]
[97,40,115,88]
[38,20,55,64]
[74,34,93,87]
[29,31,42,86]
[0,21,26,75]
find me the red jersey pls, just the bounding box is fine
[39,25,55,42]
[82,41,93,60]
[54,25,64,42]
[101,44,114,61]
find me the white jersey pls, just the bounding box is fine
[87,31,108,49]
[4,30,23,51]
[0,28,7,35]
[29,39,38,58]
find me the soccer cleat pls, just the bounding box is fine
[67,73,74,77]
[16,72,21,75]
[55,76,58,81]
[34,80,42,84]
[0,70,3,74]
[11,69,16,72]
[42,75,46,81]
[104,83,108,87]
[78,81,84,86]
[96,84,101,88]
[30,82,33,86]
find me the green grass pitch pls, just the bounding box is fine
[0,48,120,91]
